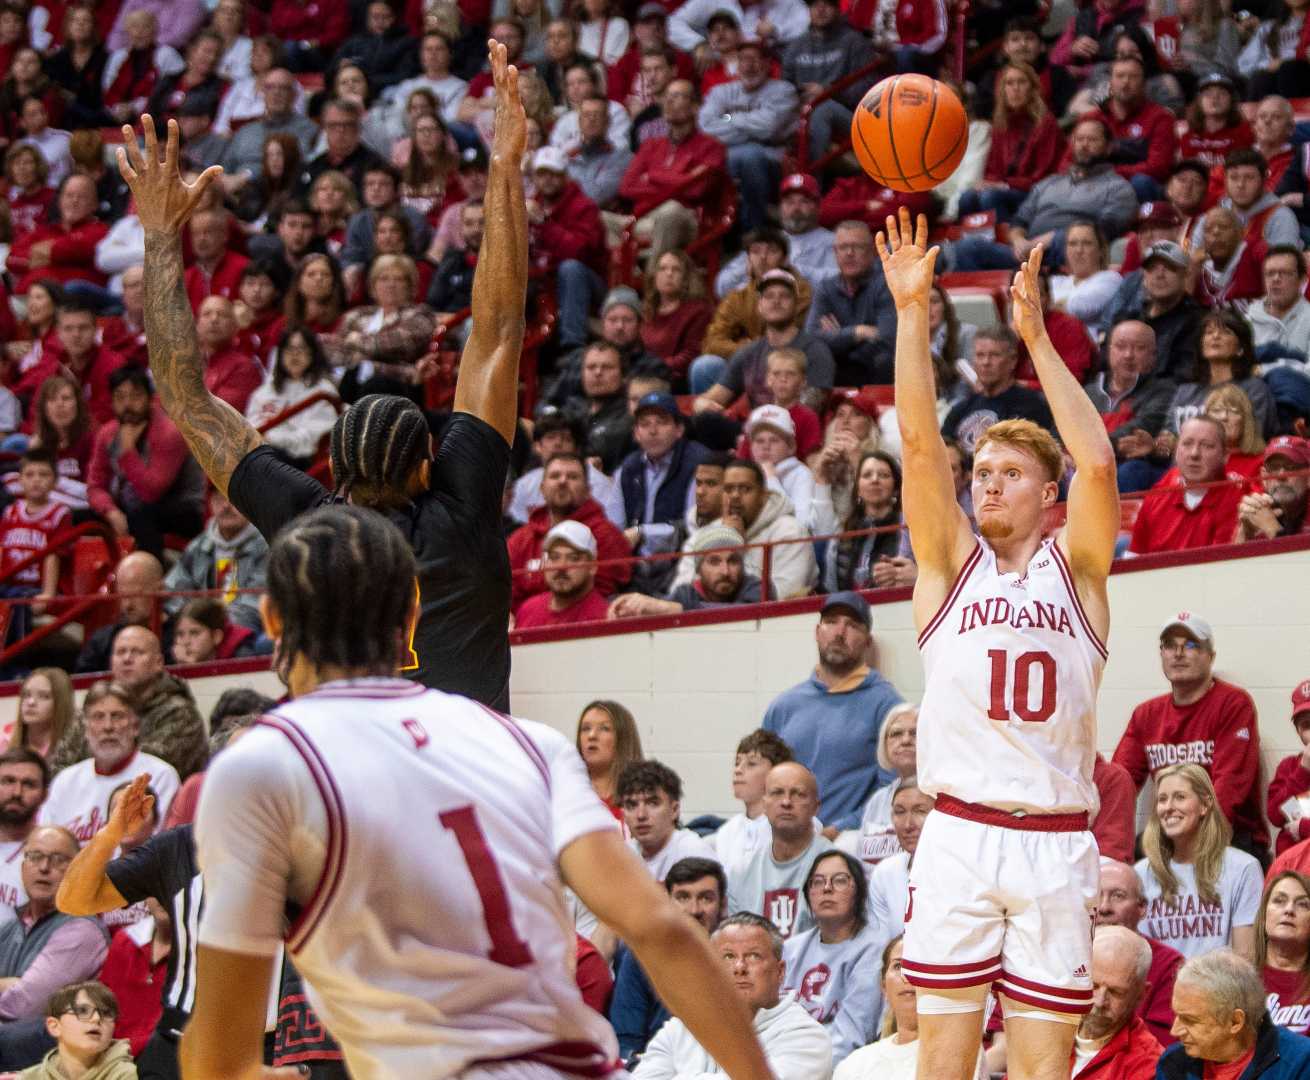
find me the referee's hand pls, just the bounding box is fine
[116,114,224,236]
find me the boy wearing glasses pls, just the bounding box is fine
[19,981,133,1079]
[1112,613,1268,861]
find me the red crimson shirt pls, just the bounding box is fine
[184,251,251,313]
[1142,937,1183,1047]
[619,131,727,213]
[1127,469,1244,556]
[1264,966,1310,1036]
[5,218,109,294]
[514,589,611,629]
[507,499,633,611]
[1113,678,1268,849]
[1267,754,1310,854]
[203,347,263,415]
[0,499,70,587]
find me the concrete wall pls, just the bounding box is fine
[7,543,1306,822]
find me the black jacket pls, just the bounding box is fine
[336,26,419,91]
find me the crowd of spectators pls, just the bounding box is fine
[0,0,1301,1074]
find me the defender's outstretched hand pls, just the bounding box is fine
[116,115,223,234]
[488,39,526,168]
[1010,243,1048,345]
[876,207,938,311]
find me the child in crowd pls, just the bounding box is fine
[761,348,821,460]
[711,728,796,867]
[18,981,136,1079]
[745,405,815,526]
[0,448,70,643]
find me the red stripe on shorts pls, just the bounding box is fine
[995,983,1092,1015]
[902,954,1003,975]
[934,793,1089,833]
[997,970,1092,1000]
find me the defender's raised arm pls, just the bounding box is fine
[118,116,262,498]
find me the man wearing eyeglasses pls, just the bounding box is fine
[0,827,108,1068]
[1112,613,1269,863]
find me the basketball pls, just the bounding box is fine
[850,74,968,193]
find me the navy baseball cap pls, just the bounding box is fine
[634,391,681,420]
[821,591,871,628]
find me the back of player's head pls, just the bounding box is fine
[329,394,431,508]
[734,728,793,765]
[665,856,727,898]
[973,419,1064,483]
[616,759,682,804]
[265,505,418,678]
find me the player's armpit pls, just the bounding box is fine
[179,945,277,1080]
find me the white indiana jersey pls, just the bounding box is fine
[917,539,1106,815]
[195,678,623,1080]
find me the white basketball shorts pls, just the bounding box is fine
[901,794,1098,1020]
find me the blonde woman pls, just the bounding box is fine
[844,704,918,866]
[1135,762,1261,961]
[1204,384,1265,482]
[575,699,643,819]
[8,667,74,765]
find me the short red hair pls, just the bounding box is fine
[973,419,1063,483]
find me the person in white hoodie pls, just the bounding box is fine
[747,403,814,526]
[244,327,341,466]
[782,850,884,1067]
[865,776,934,945]
[635,912,834,1079]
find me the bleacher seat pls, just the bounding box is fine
[946,286,1002,328]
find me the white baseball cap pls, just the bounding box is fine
[746,403,796,441]
[1160,611,1214,646]
[543,519,597,557]
[533,146,568,174]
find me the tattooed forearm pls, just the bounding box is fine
[142,230,262,496]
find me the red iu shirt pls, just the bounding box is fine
[1265,967,1310,1036]
[1128,470,1243,555]
[0,499,70,587]
[514,589,609,630]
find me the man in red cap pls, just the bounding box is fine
[1234,435,1310,542]
[715,173,835,298]
[1265,680,1310,855]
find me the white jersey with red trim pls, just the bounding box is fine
[195,677,624,1080]
[916,538,1106,816]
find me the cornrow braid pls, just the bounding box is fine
[329,394,431,508]
[267,505,418,677]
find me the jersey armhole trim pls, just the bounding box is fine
[254,715,348,955]
[1049,543,1109,660]
[476,703,552,791]
[916,541,983,649]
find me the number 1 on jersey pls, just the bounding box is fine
[439,806,534,968]
[987,649,1057,723]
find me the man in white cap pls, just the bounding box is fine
[746,404,813,525]
[610,524,770,617]
[1112,612,1268,859]
[514,520,611,629]
[529,145,608,349]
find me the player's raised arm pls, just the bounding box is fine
[560,831,775,1080]
[452,39,528,445]
[881,209,974,580]
[118,116,263,498]
[1011,247,1119,597]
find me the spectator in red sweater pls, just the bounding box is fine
[51,299,129,427]
[1094,858,1183,1047]
[1092,754,1136,864]
[4,143,55,246]
[529,146,608,349]
[1016,271,1096,384]
[195,297,261,415]
[1189,207,1265,310]
[1089,56,1179,202]
[5,174,108,295]
[87,366,206,558]
[889,0,948,73]
[182,209,249,313]
[1127,416,1243,555]
[619,78,727,257]
[1112,611,1269,861]
[513,520,612,629]
[98,896,168,1055]
[265,0,349,72]
[1266,682,1310,856]
[817,174,934,233]
[641,249,714,383]
[958,61,1065,224]
[99,265,149,370]
[508,452,633,610]
[1180,73,1253,174]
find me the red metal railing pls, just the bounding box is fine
[795,57,888,175]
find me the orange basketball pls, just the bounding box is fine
[850,74,968,193]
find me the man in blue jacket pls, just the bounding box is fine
[761,592,904,834]
[1159,950,1310,1079]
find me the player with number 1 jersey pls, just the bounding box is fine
[877,209,1120,1080]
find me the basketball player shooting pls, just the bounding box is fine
[877,208,1119,1080]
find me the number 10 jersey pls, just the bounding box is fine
[195,677,622,1080]
[916,538,1106,817]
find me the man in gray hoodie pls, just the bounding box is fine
[782,0,875,163]
[162,491,268,631]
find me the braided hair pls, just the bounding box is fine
[328,394,431,508]
[267,504,418,679]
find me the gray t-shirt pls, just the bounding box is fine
[726,832,835,939]
[1135,847,1262,959]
